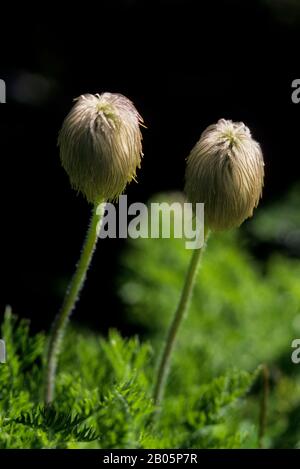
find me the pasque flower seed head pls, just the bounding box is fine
[58,92,144,203]
[184,119,264,231]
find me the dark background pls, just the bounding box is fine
[0,0,299,334]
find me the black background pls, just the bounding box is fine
[0,0,299,334]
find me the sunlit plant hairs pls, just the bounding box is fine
[153,119,265,406]
[45,92,144,404]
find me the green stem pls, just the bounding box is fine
[44,202,105,404]
[153,229,210,406]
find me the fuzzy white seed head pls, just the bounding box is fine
[184,119,265,231]
[58,92,144,203]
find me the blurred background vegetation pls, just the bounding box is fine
[2,188,300,448]
[118,188,300,448]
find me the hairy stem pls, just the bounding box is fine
[44,202,105,404]
[153,229,210,406]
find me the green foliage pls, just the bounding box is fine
[120,203,300,384]
[10,406,99,443]
[153,368,258,449]
[2,188,300,448]
[119,189,300,448]
[0,307,256,449]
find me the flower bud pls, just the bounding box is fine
[184,119,264,231]
[58,92,144,203]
